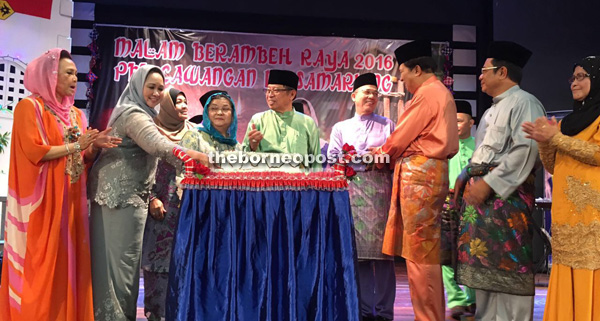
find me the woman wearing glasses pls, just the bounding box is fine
[523,56,600,321]
[165,90,240,318]
[178,90,241,158]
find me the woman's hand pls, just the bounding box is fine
[93,127,122,149]
[149,198,166,220]
[186,150,210,167]
[522,116,559,143]
[78,129,99,150]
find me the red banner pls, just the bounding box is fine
[90,26,449,143]
[9,0,52,19]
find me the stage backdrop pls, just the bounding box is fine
[89,26,448,142]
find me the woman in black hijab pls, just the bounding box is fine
[522,56,600,320]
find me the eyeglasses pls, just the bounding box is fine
[568,73,590,84]
[208,107,233,113]
[263,88,292,95]
[358,89,379,97]
[480,66,499,73]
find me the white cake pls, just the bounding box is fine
[207,151,309,173]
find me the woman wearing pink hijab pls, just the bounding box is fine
[0,48,119,321]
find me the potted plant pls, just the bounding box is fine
[0,131,9,154]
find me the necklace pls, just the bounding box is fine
[46,106,84,183]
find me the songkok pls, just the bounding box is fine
[189,114,203,124]
[267,69,299,90]
[487,41,532,68]
[353,73,378,91]
[455,100,472,117]
[394,40,432,65]
[200,90,228,107]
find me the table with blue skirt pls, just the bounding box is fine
[166,171,360,321]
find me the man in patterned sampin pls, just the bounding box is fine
[454,41,546,321]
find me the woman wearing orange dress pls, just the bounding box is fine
[0,48,119,321]
[523,55,600,320]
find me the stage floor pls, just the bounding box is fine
[135,262,549,321]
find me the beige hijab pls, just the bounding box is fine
[155,88,194,142]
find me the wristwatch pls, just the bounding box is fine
[73,142,82,153]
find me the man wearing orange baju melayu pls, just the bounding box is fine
[373,40,459,321]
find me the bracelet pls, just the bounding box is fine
[74,142,81,153]
[65,143,71,154]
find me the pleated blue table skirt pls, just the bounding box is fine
[166,188,360,321]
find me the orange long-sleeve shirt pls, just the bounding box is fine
[381,76,459,163]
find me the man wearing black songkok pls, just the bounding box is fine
[242,69,321,169]
[442,100,477,320]
[328,73,397,321]
[453,41,546,321]
[372,40,459,321]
